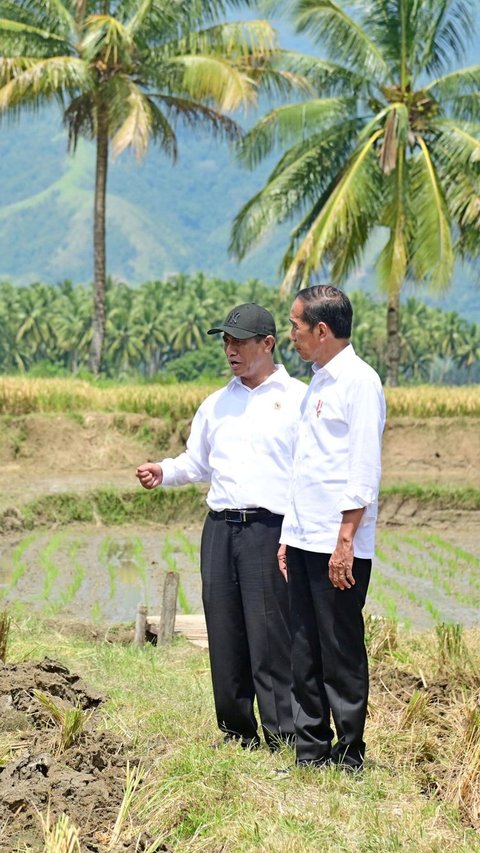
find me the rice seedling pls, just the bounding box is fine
[40,533,65,601]
[4,532,39,593]
[90,600,103,623]
[55,541,86,611]
[364,614,397,660]
[436,623,473,674]
[33,690,90,754]
[0,610,10,662]
[107,761,144,851]
[161,536,192,614]
[423,533,480,570]
[99,536,118,599]
[39,810,81,852]
[173,530,199,565]
[424,599,444,623]
[398,690,431,730]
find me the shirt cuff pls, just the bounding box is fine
[340,486,378,518]
[158,458,177,486]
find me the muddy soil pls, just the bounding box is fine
[0,658,155,852]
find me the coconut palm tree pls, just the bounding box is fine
[0,0,282,374]
[231,0,480,385]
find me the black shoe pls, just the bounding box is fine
[331,748,364,773]
[266,733,296,753]
[211,733,261,751]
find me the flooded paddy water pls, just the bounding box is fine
[0,524,203,624]
[0,518,478,630]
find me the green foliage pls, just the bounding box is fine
[231,1,480,384]
[0,275,478,383]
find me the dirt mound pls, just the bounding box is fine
[0,658,150,852]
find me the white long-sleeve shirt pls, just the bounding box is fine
[160,366,306,514]
[281,345,386,558]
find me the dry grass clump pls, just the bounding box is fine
[369,624,480,830]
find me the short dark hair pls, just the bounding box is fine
[296,285,352,338]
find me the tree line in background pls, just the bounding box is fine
[1,1,479,386]
[0,274,478,385]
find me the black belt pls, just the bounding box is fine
[209,508,281,523]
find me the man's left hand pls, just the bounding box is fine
[328,541,355,590]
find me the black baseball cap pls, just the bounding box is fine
[208,303,276,339]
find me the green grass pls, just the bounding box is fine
[1,484,478,534]
[3,617,480,852]
[381,484,480,509]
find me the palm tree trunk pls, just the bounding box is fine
[89,107,108,375]
[385,289,401,386]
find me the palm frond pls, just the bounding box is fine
[110,79,153,158]
[430,121,480,229]
[0,56,89,109]
[376,143,410,295]
[419,0,475,78]
[237,97,355,168]
[448,92,480,123]
[231,121,360,260]
[0,17,68,58]
[280,129,384,293]
[272,49,365,94]
[4,0,77,40]
[409,138,454,290]
[0,56,35,86]
[64,90,95,149]
[167,54,257,112]
[164,19,277,60]
[82,14,133,66]
[427,64,480,98]
[144,97,178,159]
[157,94,242,142]
[295,0,390,80]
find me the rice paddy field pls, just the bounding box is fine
[0,377,479,851]
[0,521,479,631]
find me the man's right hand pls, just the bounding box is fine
[135,462,163,489]
[277,544,288,582]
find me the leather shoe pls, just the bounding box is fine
[211,734,261,751]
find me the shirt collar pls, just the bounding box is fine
[312,343,355,379]
[229,364,290,392]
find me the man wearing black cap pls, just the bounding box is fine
[136,304,306,750]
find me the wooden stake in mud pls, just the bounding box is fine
[159,571,179,645]
[134,604,147,646]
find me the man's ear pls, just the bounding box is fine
[264,334,275,353]
[317,321,329,339]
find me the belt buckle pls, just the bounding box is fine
[226,509,247,523]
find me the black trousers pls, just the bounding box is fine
[287,547,371,768]
[200,512,296,747]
